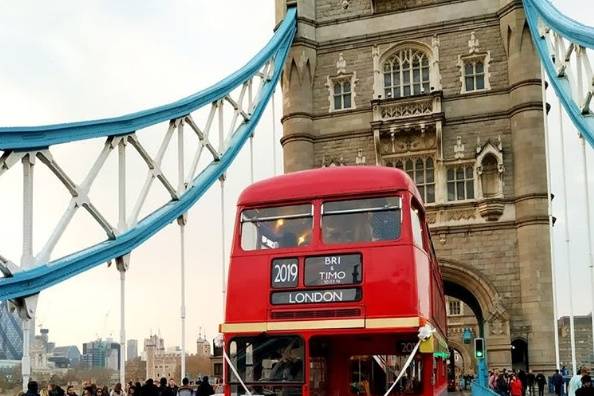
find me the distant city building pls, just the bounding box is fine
[144,334,163,378]
[196,334,211,357]
[52,345,81,366]
[144,334,178,379]
[0,301,22,360]
[559,314,594,370]
[127,339,138,361]
[0,300,25,360]
[31,328,52,371]
[82,339,120,370]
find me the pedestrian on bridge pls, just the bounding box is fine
[535,372,547,396]
[177,378,193,396]
[569,368,587,396]
[26,382,40,396]
[158,378,174,396]
[519,370,528,396]
[576,376,594,396]
[496,373,509,396]
[110,383,126,396]
[554,370,565,396]
[527,370,536,396]
[196,377,214,396]
[511,374,524,396]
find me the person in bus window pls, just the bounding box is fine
[278,231,297,248]
[270,342,303,381]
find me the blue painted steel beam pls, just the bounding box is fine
[524,0,594,148]
[0,8,296,301]
[0,8,297,150]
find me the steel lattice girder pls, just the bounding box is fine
[0,7,297,301]
[524,0,594,148]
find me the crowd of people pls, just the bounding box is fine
[488,367,594,396]
[20,376,218,396]
[489,369,545,396]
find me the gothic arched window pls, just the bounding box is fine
[390,157,435,203]
[383,49,430,99]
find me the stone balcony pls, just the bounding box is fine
[371,91,443,125]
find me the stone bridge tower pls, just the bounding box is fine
[276,0,555,371]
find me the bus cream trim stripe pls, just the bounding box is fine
[365,317,420,328]
[220,316,421,333]
[220,322,267,333]
[268,318,365,331]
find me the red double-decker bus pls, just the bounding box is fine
[221,166,448,396]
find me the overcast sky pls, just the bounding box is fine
[0,0,592,354]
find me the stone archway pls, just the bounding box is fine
[440,259,512,370]
[448,338,474,375]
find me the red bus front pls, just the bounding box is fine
[221,167,448,396]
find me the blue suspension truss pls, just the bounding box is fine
[0,8,297,301]
[524,0,594,148]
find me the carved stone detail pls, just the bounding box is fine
[325,53,359,112]
[377,98,433,120]
[431,35,442,91]
[454,136,465,159]
[336,52,347,74]
[475,138,505,200]
[283,47,317,89]
[355,148,367,165]
[486,294,509,336]
[321,154,346,167]
[457,31,491,93]
[478,198,505,221]
[379,130,436,155]
[468,31,480,54]
[446,207,476,221]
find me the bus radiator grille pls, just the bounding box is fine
[270,308,361,320]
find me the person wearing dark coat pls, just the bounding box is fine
[554,370,565,396]
[196,377,214,396]
[527,371,536,396]
[158,378,174,396]
[26,381,40,396]
[141,379,159,396]
[536,373,547,396]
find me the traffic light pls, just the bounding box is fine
[474,337,485,359]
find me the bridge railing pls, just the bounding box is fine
[471,381,500,396]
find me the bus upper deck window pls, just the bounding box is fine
[241,204,313,250]
[322,197,401,244]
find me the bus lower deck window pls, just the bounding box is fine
[241,204,313,250]
[228,336,304,385]
[322,197,401,244]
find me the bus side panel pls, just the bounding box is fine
[414,247,431,320]
[225,255,269,322]
[364,245,419,318]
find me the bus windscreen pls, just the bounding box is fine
[322,196,401,244]
[241,204,313,250]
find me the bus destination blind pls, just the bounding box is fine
[271,288,361,305]
[304,254,362,286]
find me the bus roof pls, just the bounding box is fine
[238,166,421,206]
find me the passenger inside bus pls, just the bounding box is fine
[241,204,313,250]
[322,197,401,245]
[269,341,304,381]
